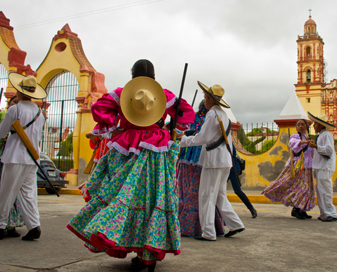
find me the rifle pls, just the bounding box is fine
[0,88,3,105]
[217,116,242,186]
[170,63,188,141]
[191,89,198,107]
[12,120,60,197]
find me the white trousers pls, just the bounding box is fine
[315,169,337,220]
[199,167,245,240]
[0,163,40,230]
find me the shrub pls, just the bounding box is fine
[51,158,73,172]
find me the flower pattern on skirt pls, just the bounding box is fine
[261,167,315,211]
[177,162,225,236]
[67,143,181,264]
[0,161,24,228]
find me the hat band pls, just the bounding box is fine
[209,87,221,101]
[21,86,36,93]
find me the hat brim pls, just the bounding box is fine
[308,111,336,130]
[197,81,230,108]
[120,77,167,127]
[9,73,47,100]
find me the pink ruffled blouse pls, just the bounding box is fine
[91,87,195,155]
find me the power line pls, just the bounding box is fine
[15,0,163,30]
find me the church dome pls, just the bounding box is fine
[305,18,316,26]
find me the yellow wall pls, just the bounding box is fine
[238,126,295,190]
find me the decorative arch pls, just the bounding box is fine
[0,12,36,103]
[36,24,108,185]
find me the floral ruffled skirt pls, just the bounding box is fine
[262,166,315,211]
[177,162,225,236]
[67,143,181,264]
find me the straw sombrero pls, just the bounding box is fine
[120,76,166,127]
[308,111,336,130]
[9,73,47,100]
[197,81,230,108]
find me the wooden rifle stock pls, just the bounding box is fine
[12,120,39,160]
[217,116,242,186]
[11,120,59,197]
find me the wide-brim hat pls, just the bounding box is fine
[197,81,230,108]
[120,76,166,127]
[9,72,47,100]
[308,111,336,130]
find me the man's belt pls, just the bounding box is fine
[206,119,231,151]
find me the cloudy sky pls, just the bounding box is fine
[2,0,337,125]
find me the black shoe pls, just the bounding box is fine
[0,229,6,240]
[22,226,41,241]
[194,235,216,241]
[130,261,156,272]
[291,208,305,220]
[6,228,20,238]
[250,208,257,218]
[321,216,335,222]
[224,228,245,238]
[300,211,312,219]
[131,256,141,264]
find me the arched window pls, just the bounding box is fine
[306,70,311,82]
[306,46,311,57]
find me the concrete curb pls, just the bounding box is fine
[38,188,337,205]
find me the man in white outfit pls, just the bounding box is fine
[308,112,337,222]
[179,81,245,241]
[0,73,47,240]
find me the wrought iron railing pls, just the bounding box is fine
[41,72,78,172]
[236,122,279,154]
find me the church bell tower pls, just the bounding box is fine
[295,11,325,117]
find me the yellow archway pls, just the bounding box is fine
[36,24,107,185]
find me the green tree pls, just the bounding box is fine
[58,131,73,157]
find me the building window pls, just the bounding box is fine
[306,46,311,57]
[307,98,311,103]
[306,70,311,82]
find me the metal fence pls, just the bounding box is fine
[41,71,78,172]
[0,64,8,109]
[237,122,279,154]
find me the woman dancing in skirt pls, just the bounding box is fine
[67,59,195,271]
[262,119,315,219]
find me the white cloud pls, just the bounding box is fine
[1,0,337,124]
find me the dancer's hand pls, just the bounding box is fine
[308,140,317,149]
[86,133,97,144]
[176,132,185,140]
[111,129,125,136]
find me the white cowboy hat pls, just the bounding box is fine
[308,111,336,130]
[8,73,47,100]
[120,76,166,127]
[197,81,230,108]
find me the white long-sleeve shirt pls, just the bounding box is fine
[312,129,336,171]
[0,101,45,165]
[180,105,232,168]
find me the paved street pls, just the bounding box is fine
[0,193,337,272]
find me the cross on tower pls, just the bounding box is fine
[309,9,312,18]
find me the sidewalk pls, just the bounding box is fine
[38,186,337,205]
[1,195,337,272]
